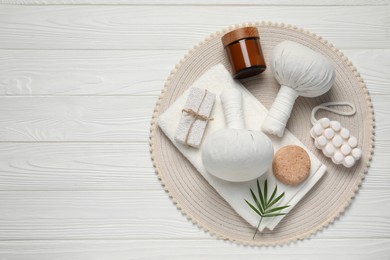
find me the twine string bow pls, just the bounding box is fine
[181,89,213,146]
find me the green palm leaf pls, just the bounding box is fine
[268,185,277,206]
[245,179,290,239]
[264,179,268,205]
[264,205,290,215]
[250,188,264,214]
[262,213,287,218]
[267,192,285,209]
[245,200,262,217]
[256,179,266,208]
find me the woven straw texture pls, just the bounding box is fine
[149,22,375,246]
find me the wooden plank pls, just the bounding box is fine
[0,190,205,239]
[0,49,389,96]
[0,3,386,258]
[0,94,386,142]
[0,143,159,191]
[0,6,388,50]
[0,96,156,141]
[1,0,388,5]
[0,141,388,191]
[0,239,389,260]
[0,188,388,240]
[0,50,183,96]
[372,95,390,142]
[343,49,390,96]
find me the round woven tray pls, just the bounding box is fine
[149,22,375,246]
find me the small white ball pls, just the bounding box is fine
[343,156,355,168]
[310,128,316,138]
[319,118,330,128]
[314,139,321,149]
[313,124,324,136]
[323,143,335,157]
[340,128,350,139]
[351,148,362,160]
[330,121,341,132]
[324,128,335,139]
[340,144,352,155]
[348,136,358,148]
[332,151,345,164]
[332,135,343,148]
[316,136,327,147]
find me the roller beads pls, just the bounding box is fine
[310,118,362,168]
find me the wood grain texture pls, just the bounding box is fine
[0,143,158,191]
[1,0,388,5]
[343,49,390,95]
[0,1,389,258]
[0,141,388,191]
[0,6,388,50]
[0,96,155,141]
[0,188,389,240]
[0,239,389,260]
[0,190,206,240]
[0,50,182,96]
[0,49,388,96]
[0,94,386,142]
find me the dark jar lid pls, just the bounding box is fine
[221,27,259,48]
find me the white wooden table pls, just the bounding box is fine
[0,1,389,259]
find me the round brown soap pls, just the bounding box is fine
[272,145,311,186]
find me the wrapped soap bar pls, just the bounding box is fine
[174,87,215,148]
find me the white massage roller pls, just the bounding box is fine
[261,41,335,137]
[310,102,362,168]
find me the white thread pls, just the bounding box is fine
[261,85,298,137]
[311,102,356,125]
[220,87,245,130]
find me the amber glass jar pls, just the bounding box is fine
[221,27,266,79]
